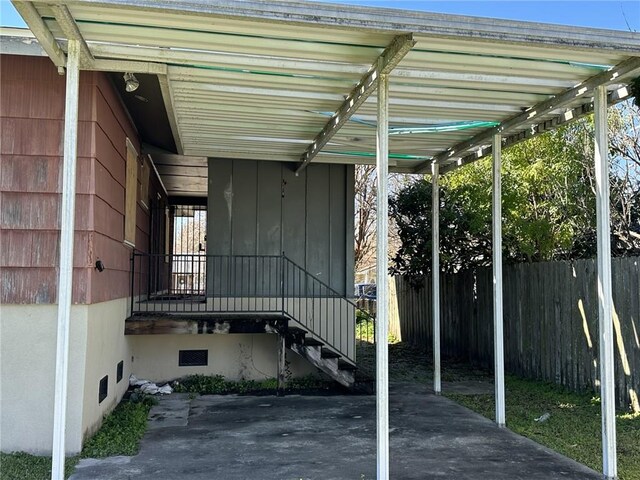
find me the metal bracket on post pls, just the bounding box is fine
[50,5,94,68]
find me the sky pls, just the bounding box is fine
[0,0,638,32]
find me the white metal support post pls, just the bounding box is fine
[376,66,390,480]
[51,39,81,480]
[492,134,506,428]
[594,85,617,479]
[432,162,441,395]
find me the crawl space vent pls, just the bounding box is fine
[99,375,108,404]
[179,349,208,367]
[116,361,124,383]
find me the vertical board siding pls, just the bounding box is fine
[306,163,331,285]
[281,165,307,268]
[207,159,353,297]
[231,159,258,255]
[395,256,640,409]
[256,161,282,256]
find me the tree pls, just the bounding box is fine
[354,165,377,273]
[390,102,640,277]
[354,165,412,280]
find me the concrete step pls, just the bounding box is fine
[288,340,355,388]
[338,359,357,371]
[321,348,340,359]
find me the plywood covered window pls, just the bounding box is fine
[124,138,138,247]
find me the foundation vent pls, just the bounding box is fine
[99,375,108,404]
[179,349,208,367]
[117,361,124,383]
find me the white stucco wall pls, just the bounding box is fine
[1,301,318,455]
[0,305,88,454]
[0,299,132,455]
[81,298,132,441]
[129,333,316,383]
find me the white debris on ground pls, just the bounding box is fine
[129,374,173,395]
[534,412,551,423]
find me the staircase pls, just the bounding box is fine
[285,325,356,388]
[129,253,374,391]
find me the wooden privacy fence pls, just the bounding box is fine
[395,256,640,410]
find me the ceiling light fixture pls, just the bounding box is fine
[123,72,139,92]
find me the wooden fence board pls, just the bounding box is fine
[395,256,640,410]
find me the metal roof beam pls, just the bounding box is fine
[11,1,66,68]
[414,56,640,173]
[86,43,576,91]
[88,59,167,75]
[88,42,370,76]
[392,68,576,89]
[50,4,94,67]
[158,74,184,155]
[54,1,640,55]
[296,34,415,174]
[440,85,633,174]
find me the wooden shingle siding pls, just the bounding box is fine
[1,192,93,230]
[1,55,166,305]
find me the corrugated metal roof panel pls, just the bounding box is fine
[10,0,640,194]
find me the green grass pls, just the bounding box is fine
[172,374,334,395]
[0,397,153,480]
[0,453,78,480]
[446,375,640,480]
[80,398,153,458]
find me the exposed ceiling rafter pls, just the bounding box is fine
[414,56,640,174]
[158,74,185,155]
[440,85,634,174]
[12,1,66,68]
[88,59,167,75]
[295,34,416,174]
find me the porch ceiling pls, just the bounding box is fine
[10,0,640,195]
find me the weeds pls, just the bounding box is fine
[171,374,335,395]
[0,397,153,480]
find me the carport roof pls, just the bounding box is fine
[8,0,640,195]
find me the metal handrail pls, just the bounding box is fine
[282,255,376,346]
[129,252,375,362]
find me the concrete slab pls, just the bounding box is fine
[147,393,191,430]
[71,385,601,480]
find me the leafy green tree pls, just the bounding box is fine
[390,103,640,276]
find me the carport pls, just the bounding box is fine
[10,1,640,479]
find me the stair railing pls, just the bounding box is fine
[130,252,376,363]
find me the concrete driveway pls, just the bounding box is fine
[71,383,601,480]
